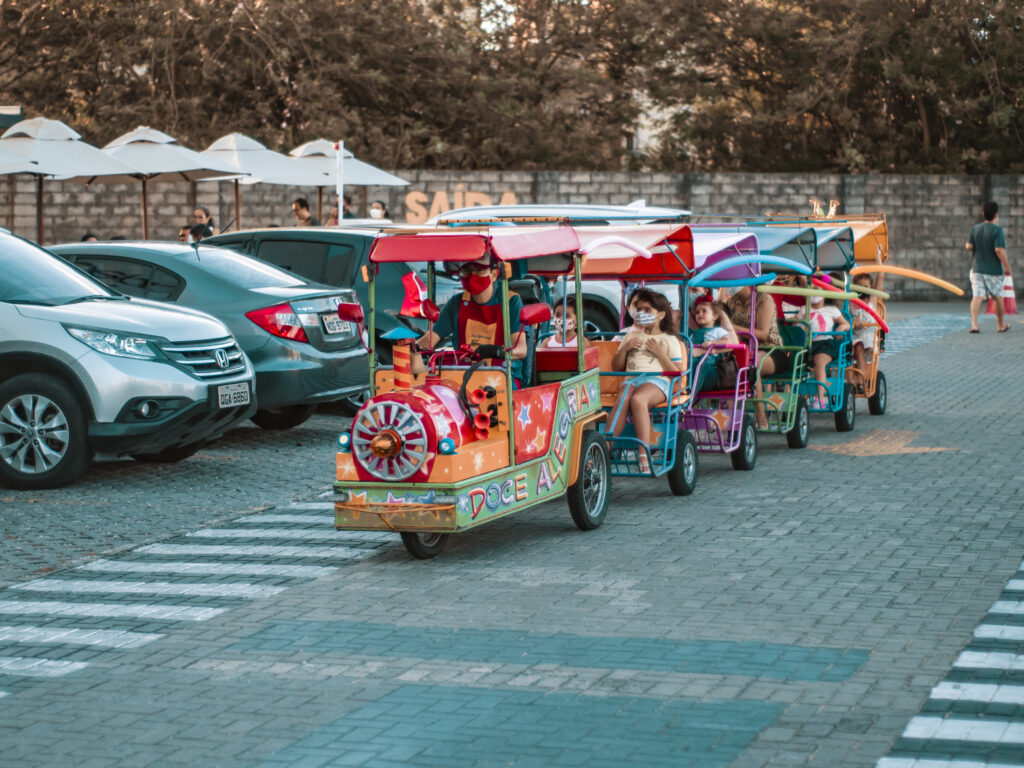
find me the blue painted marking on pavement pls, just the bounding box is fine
[881,314,972,358]
[233,620,869,682]
[255,684,782,768]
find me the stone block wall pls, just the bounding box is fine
[2,170,1020,300]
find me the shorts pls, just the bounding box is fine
[765,348,790,374]
[629,373,673,401]
[971,271,1003,300]
[852,327,874,350]
[810,337,841,361]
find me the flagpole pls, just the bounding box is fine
[335,140,344,221]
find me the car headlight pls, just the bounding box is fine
[65,326,159,360]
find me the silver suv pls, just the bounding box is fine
[0,232,256,489]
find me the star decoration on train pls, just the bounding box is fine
[473,451,486,473]
[540,392,555,411]
[710,409,730,431]
[528,429,548,454]
[346,491,368,504]
[766,393,787,411]
[337,460,358,480]
[517,403,532,430]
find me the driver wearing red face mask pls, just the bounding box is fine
[413,256,526,382]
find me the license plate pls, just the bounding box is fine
[217,382,250,408]
[322,314,351,335]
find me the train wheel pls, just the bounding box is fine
[666,429,698,496]
[868,371,887,415]
[786,397,810,449]
[835,383,856,432]
[730,414,758,471]
[400,532,449,559]
[568,430,610,531]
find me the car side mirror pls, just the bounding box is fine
[337,302,364,325]
[519,303,552,326]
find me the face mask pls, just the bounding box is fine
[553,317,575,332]
[635,310,658,327]
[723,286,741,298]
[628,307,638,319]
[810,296,825,306]
[369,208,384,219]
[461,272,492,294]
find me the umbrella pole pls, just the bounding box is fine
[36,176,44,245]
[141,178,150,240]
[234,179,242,230]
[317,187,323,223]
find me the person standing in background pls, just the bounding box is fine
[192,205,218,235]
[342,195,356,219]
[966,201,1012,333]
[369,200,389,220]
[291,198,320,226]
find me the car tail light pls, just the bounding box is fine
[246,304,309,343]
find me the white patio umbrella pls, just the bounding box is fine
[284,139,408,221]
[0,144,38,175]
[101,126,240,239]
[0,117,140,244]
[198,133,329,229]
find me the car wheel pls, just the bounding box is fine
[130,442,204,463]
[582,302,619,335]
[251,404,317,430]
[338,389,370,417]
[0,374,90,490]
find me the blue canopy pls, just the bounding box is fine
[692,224,817,273]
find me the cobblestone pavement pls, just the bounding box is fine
[0,302,1021,767]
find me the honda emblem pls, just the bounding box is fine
[215,349,230,368]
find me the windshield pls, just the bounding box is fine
[0,236,113,305]
[193,246,307,289]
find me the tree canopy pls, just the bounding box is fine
[1,0,1022,173]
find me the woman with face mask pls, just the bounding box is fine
[412,256,528,385]
[607,289,685,473]
[369,200,390,220]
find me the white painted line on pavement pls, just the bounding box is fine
[0,626,163,648]
[78,560,337,579]
[285,502,336,510]
[930,681,1024,706]
[0,600,225,622]
[1004,579,1024,592]
[903,715,1024,744]
[0,656,89,678]
[187,528,390,542]
[137,543,380,560]
[990,601,1024,615]
[975,624,1024,642]
[954,650,1024,671]
[236,514,332,525]
[12,579,285,599]
[878,758,1024,768]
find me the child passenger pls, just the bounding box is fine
[608,289,685,473]
[850,252,885,382]
[689,296,738,397]
[801,289,850,405]
[543,298,590,348]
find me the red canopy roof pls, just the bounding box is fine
[369,227,581,265]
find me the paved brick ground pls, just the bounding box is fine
[0,302,1021,767]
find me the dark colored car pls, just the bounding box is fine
[50,241,369,430]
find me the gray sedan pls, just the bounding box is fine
[50,242,369,430]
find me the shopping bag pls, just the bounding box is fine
[985,275,1018,315]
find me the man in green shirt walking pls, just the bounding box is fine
[965,201,1012,333]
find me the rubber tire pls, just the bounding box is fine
[582,302,619,335]
[730,415,758,471]
[251,403,317,430]
[400,531,449,560]
[666,429,699,496]
[834,383,856,432]
[868,371,887,415]
[568,430,611,531]
[0,374,90,490]
[338,389,370,417]
[786,396,810,449]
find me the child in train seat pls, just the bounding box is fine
[607,289,686,473]
[542,297,590,349]
[689,296,739,398]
